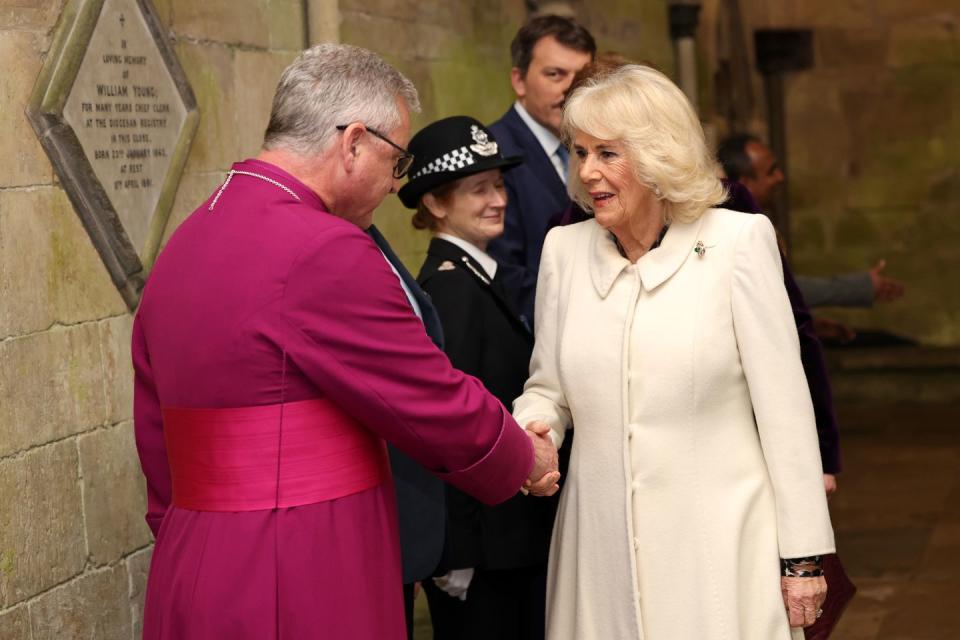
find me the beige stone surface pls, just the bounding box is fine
[887,15,960,68]
[78,422,150,566]
[233,49,298,158]
[151,0,172,28]
[817,28,890,69]
[127,546,152,640]
[340,12,455,61]
[0,440,86,608]
[876,0,960,21]
[29,565,131,640]
[267,0,305,51]
[746,0,879,30]
[0,0,66,31]
[0,187,127,339]
[305,0,340,45]
[0,29,54,187]
[340,0,422,21]
[99,314,134,425]
[583,0,673,73]
[0,323,107,458]
[0,605,30,640]
[170,0,270,48]
[176,41,240,174]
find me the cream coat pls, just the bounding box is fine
[514,210,835,640]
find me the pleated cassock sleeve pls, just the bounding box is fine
[264,225,533,506]
[512,228,573,449]
[132,312,170,538]
[730,214,836,558]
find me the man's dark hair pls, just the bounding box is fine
[511,15,596,77]
[717,133,761,181]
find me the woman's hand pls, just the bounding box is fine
[781,576,827,627]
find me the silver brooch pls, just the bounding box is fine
[469,125,498,157]
[694,241,708,257]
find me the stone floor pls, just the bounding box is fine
[412,402,960,639]
[829,402,960,640]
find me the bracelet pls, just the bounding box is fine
[781,555,824,578]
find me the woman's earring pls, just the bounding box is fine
[653,185,663,198]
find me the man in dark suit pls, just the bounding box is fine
[488,15,595,321]
[366,224,448,639]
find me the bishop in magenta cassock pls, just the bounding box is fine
[133,44,556,640]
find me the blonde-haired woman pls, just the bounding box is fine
[513,64,835,640]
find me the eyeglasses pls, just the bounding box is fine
[336,124,415,179]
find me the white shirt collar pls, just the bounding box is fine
[436,233,498,279]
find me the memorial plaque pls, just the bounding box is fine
[27,0,197,310]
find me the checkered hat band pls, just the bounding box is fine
[410,146,476,180]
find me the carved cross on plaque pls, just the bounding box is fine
[27,0,198,310]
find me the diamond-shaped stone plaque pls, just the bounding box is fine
[27,0,197,310]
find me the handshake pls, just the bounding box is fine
[523,421,561,497]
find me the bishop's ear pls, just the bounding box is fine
[338,123,365,171]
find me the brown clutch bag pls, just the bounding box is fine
[804,553,857,640]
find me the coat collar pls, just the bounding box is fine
[589,214,706,298]
[427,237,493,283]
[426,237,532,337]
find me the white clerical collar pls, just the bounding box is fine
[514,101,562,160]
[436,233,498,279]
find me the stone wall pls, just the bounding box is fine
[0,1,671,636]
[701,0,960,345]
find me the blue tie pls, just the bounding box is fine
[555,144,569,181]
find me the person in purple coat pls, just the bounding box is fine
[133,44,560,640]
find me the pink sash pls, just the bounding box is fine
[162,398,389,511]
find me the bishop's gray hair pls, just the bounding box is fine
[263,43,420,157]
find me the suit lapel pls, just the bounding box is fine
[367,225,445,348]
[503,107,567,200]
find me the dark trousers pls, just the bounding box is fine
[422,564,548,640]
[403,583,416,640]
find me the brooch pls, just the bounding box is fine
[693,241,715,258]
[437,260,456,271]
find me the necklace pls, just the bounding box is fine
[208,170,302,211]
[611,224,669,259]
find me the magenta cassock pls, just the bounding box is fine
[133,159,533,639]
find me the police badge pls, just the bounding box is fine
[469,125,498,156]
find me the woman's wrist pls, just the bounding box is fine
[780,555,824,577]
